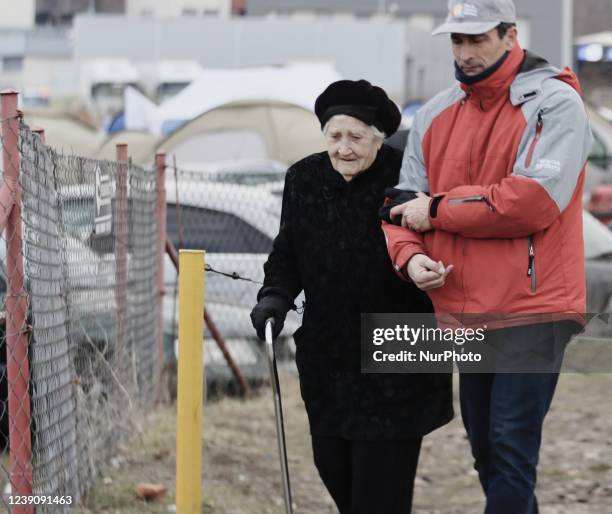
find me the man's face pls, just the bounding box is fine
[451,26,517,76]
[325,115,382,181]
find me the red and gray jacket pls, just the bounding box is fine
[383,43,593,321]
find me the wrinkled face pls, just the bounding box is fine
[324,115,382,181]
[451,26,517,76]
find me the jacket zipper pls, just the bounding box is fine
[527,236,536,292]
[460,87,473,315]
[525,110,544,168]
[448,196,495,211]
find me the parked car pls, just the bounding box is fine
[587,184,612,227]
[584,210,612,315]
[163,180,300,395]
[170,159,287,187]
[0,231,113,449]
[58,186,122,349]
[584,106,612,204]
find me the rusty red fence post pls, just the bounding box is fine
[31,128,45,143]
[2,89,34,513]
[115,144,128,366]
[155,153,166,402]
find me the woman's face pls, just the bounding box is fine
[325,115,382,181]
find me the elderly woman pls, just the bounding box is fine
[251,80,452,514]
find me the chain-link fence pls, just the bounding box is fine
[0,91,294,511]
[0,89,161,512]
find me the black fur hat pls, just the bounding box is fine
[315,79,401,136]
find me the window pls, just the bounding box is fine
[157,82,189,102]
[91,83,125,100]
[2,57,23,73]
[166,205,273,254]
[589,131,610,170]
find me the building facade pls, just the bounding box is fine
[0,0,36,29]
[0,28,74,100]
[73,14,455,104]
[245,0,573,68]
[574,0,612,37]
[126,0,231,18]
[36,0,125,24]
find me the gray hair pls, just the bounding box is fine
[322,114,386,141]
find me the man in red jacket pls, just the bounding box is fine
[383,1,593,513]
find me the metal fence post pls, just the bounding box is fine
[1,89,33,513]
[175,250,205,514]
[31,128,45,143]
[155,153,166,402]
[115,144,128,367]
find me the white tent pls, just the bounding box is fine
[155,99,325,166]
[125,61,342,135]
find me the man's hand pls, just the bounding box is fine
[406,254,453,291]
[389,192,432,232]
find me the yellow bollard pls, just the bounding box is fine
[175,250,205,514]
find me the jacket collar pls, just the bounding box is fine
[460,43,524,109]
[455,50,509,86]
[509,51,582,106]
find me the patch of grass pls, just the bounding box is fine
[80,479,172,514]
[78,407,178,514]
[589,463,612,473]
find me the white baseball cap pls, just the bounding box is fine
[432,0,517,36]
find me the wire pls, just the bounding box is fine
[202,265,305,313]
[204,264,262,285]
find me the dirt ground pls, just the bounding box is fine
[79,370,612,514]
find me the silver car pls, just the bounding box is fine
[163,180,300,394]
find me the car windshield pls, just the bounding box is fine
[60,196,274,255]
[166,204,273,253]
[212,171,285,186]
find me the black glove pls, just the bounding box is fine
[378,187,420,225]
[250,295,291,341]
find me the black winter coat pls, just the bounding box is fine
[259,145,453,440]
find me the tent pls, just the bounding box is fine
[94,131,160,165]
[155,99,325,167]
[125,61,342,135]
[23,112,105,157]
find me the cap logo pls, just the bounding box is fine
[452,2,479,19]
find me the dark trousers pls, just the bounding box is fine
[311,436,422,514]
[459,321,577,514]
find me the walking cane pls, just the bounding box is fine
[265,319,294,514]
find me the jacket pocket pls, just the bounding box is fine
[527,236,537,293]
[448,196,494,211]
[524,110,544,168]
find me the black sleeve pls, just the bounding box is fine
[257,168,303,305]
[378,187,419,225]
